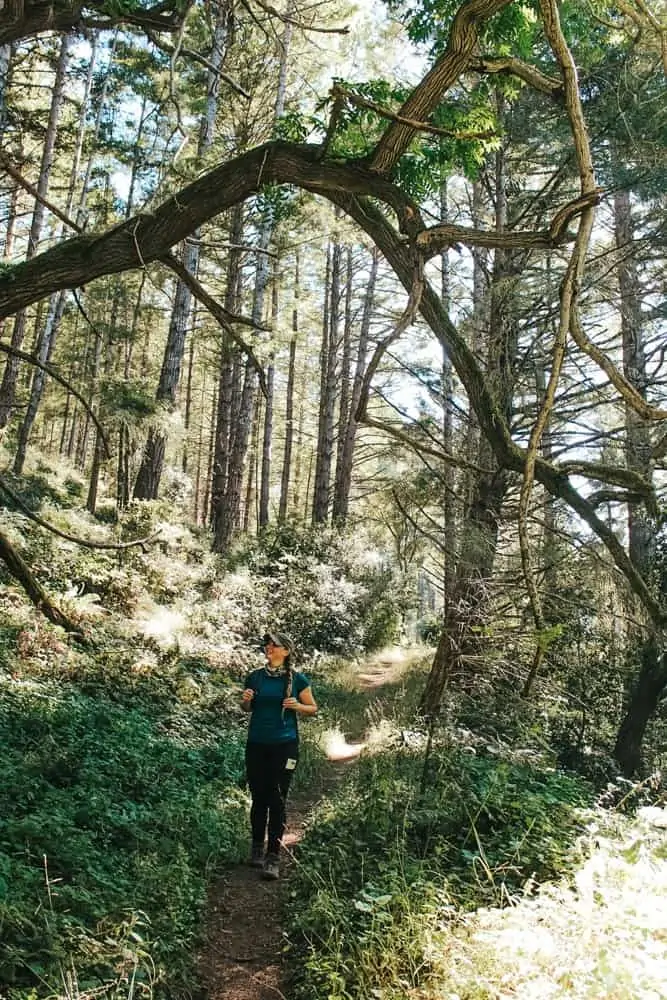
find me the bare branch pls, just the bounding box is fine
[0,150,82,234]
[570,306,667,421]
[145,31,251,98]
[0,477,161,551]
[332,83,498,142]
[416,189,601,257]
[471,55,562,95]
[355,253,425,423]
[245,0,349,34]
[0,341,111,458]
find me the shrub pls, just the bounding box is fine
[0,675,248,998]
[224,522,406,654]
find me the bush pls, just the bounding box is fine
[0,674,248,998]
[223,522,406,654]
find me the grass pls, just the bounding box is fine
[282,669,667,1000]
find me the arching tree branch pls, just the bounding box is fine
[0,0,193,45]
[0,478,161,551]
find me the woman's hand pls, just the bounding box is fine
[241,688,255,711]
[282,696,299,711]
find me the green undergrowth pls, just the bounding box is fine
[0,643,249,999]
[430,806,667,1000]
[285,740,595,1000]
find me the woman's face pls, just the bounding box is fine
[265,640,289,669]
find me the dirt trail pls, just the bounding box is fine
[197,646,419,1000]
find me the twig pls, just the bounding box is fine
[0,477,162,551]
[0,341,110,458]
[0,151,82,233]
[246,0,349,34]
[355,253,425,422]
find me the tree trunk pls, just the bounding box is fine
[279,249,299,521]
[420,138,517,715]
[0,34,71,429]
[612,184,662,775]
[14,37,98,475]
[0,43,11,135]
[84,297,115,510]
[332,245,379,523]
[259,268,278,528]
[0,528,81,634]
[440,180,456,601]
[313,241,339,523]
[211,205,243,543]
[182,318,196,474]
[614,640,667,777]
[332,247,353,513]
[134,7,228,499]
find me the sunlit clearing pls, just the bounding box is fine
[138,605,186,648]
[322,728,365,761]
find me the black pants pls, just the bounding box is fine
[245,740,299,854]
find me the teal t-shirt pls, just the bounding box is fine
[244,667,310,744]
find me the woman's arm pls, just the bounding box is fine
[283,685,318,716]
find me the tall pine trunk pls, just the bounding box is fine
[279,249,299,520]
[332,245,379,524]
[420,129,517,716]
[13,38,97,474]
[259,268,279,527]
[312,241,340,523]
[134,7,229,499]
[612,186,664,775]
[0,34,71,429]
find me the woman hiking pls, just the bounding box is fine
[241,630,318,879]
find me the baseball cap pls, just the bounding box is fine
[263,630,293,652]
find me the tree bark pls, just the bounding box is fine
[0,527,81,634]
[0,33,71,429]
[332,246,353,516]
[279,249,299,521]
[0,0,189,45]
[332,245,379,524]
[133,5,228,499]
[612,185,662,775]
[313,242,338,523]
[259,269,278,528]
[13,37,97,475]
[420,142,517,715]
[614,640,667,777]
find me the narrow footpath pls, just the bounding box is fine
[197,647,415,1000]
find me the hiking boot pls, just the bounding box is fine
[262,852,280,880]
[248,843,264,868]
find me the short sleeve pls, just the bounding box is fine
[294,671,310,697]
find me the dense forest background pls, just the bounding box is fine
[0,0,666,997]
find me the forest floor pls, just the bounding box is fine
[197,645,414,1000]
